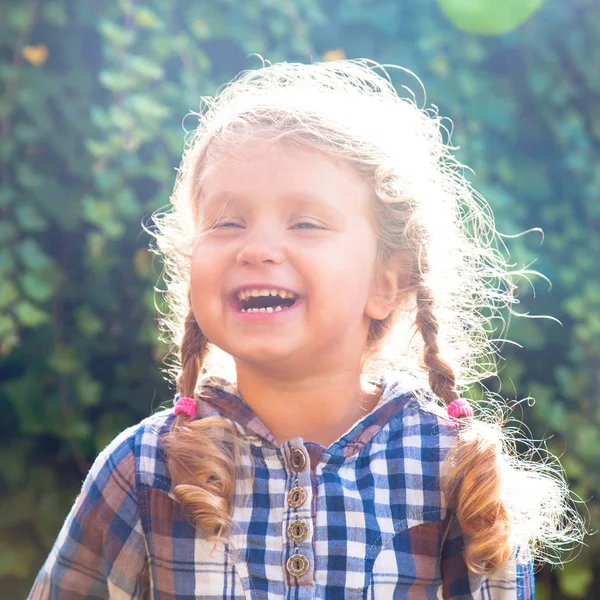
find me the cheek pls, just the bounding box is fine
[189,257,224,342]
[190,237,225,277]
[311,240,377,308]
[190,252,205,290]
[190,248,220,305]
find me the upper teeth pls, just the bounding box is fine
[236,288,296,301]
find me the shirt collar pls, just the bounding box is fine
[184,373,425,456]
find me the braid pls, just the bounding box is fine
[414,281,458,406]
[414,267,512,573]
[177,307,209,397]
[162,301,249,548]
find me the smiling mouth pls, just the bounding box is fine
[235,289,299,313]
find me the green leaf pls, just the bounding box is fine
[0,329,19,355]
[128,55,164,80]
[128,94,171,120]
[47,345,79,375]
[99,70,138,92]
[0,536,38,577]
[43,2,68,26]
[0,250,13,275]
[8,5,35,31]
[0,280,19,309]
[86,231,107,259]
[0,313,16,338]
[15,162,45,190]
[14,203,47,232]
[99,20,136,46]
[82,196,125,238]
[4,375,50,434]
[108,106,136,130]
[85,138,112,159]
[62,419,92,440]
[15,238,52,271]
[13,122,43,144]
[74,306,103,338]
[190,18,211,40]
[436,0,544,35]
[20,272,54,302]
[0,97,14,120]
[75,372,102,407]
[0,185,15,208]
[14,300,49,327]
[95,412,134,453]
[82,195,112,224]
[0,220,18,243]
[0,490,35,528]
[134,6,163,29]
[90,105,110,130]
[113,189,140,217]
[510,318,545,349]
[557,561,594,598]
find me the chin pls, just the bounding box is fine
[235,346,292,363]
[232,346,302,372]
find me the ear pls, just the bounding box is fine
[365,255,412,320]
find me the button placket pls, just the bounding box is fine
[290,447,307,472]
[286,553,309,577]
[287,485,307,508]
[285,445,311,581]
[287,519,309,543]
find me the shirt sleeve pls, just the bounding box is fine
[441,514,535,600]
[27,426,149,599]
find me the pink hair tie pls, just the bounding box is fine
[174,396,197,419]
[447,398,474,422]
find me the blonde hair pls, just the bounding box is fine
[154,58,582,573]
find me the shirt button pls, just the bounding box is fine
[287,486,307,508]
[290,448,307,472]
[287,519,309,543]
[286,553,310,578]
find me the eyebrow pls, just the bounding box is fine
[201,191,346,219]
[200,192,242,214]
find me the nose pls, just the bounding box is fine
[235,227,285,266]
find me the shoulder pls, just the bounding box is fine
[362,379,461,521]
[383,377,460,457]
[90,407,176,495]
[412,393,458,444]
[27,412,175,598]
[396,396,459,476]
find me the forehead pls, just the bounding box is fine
[199,138,374,217]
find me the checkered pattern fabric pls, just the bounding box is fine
[29,375,534,599]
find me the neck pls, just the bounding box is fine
[234,362,381,447]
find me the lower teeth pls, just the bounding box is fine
[241,305,285,313]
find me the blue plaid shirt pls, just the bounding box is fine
[29,376,534,599]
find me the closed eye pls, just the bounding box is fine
[292,220,326,230]
[208,220,326,230]
[211,220,243,229]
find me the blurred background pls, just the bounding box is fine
[1,0,599,597]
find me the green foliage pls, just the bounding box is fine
[436,0,544,35]
[0,0,598,597]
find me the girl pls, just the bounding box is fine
[29,59,578,599]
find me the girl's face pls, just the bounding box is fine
[190,138,398,378]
